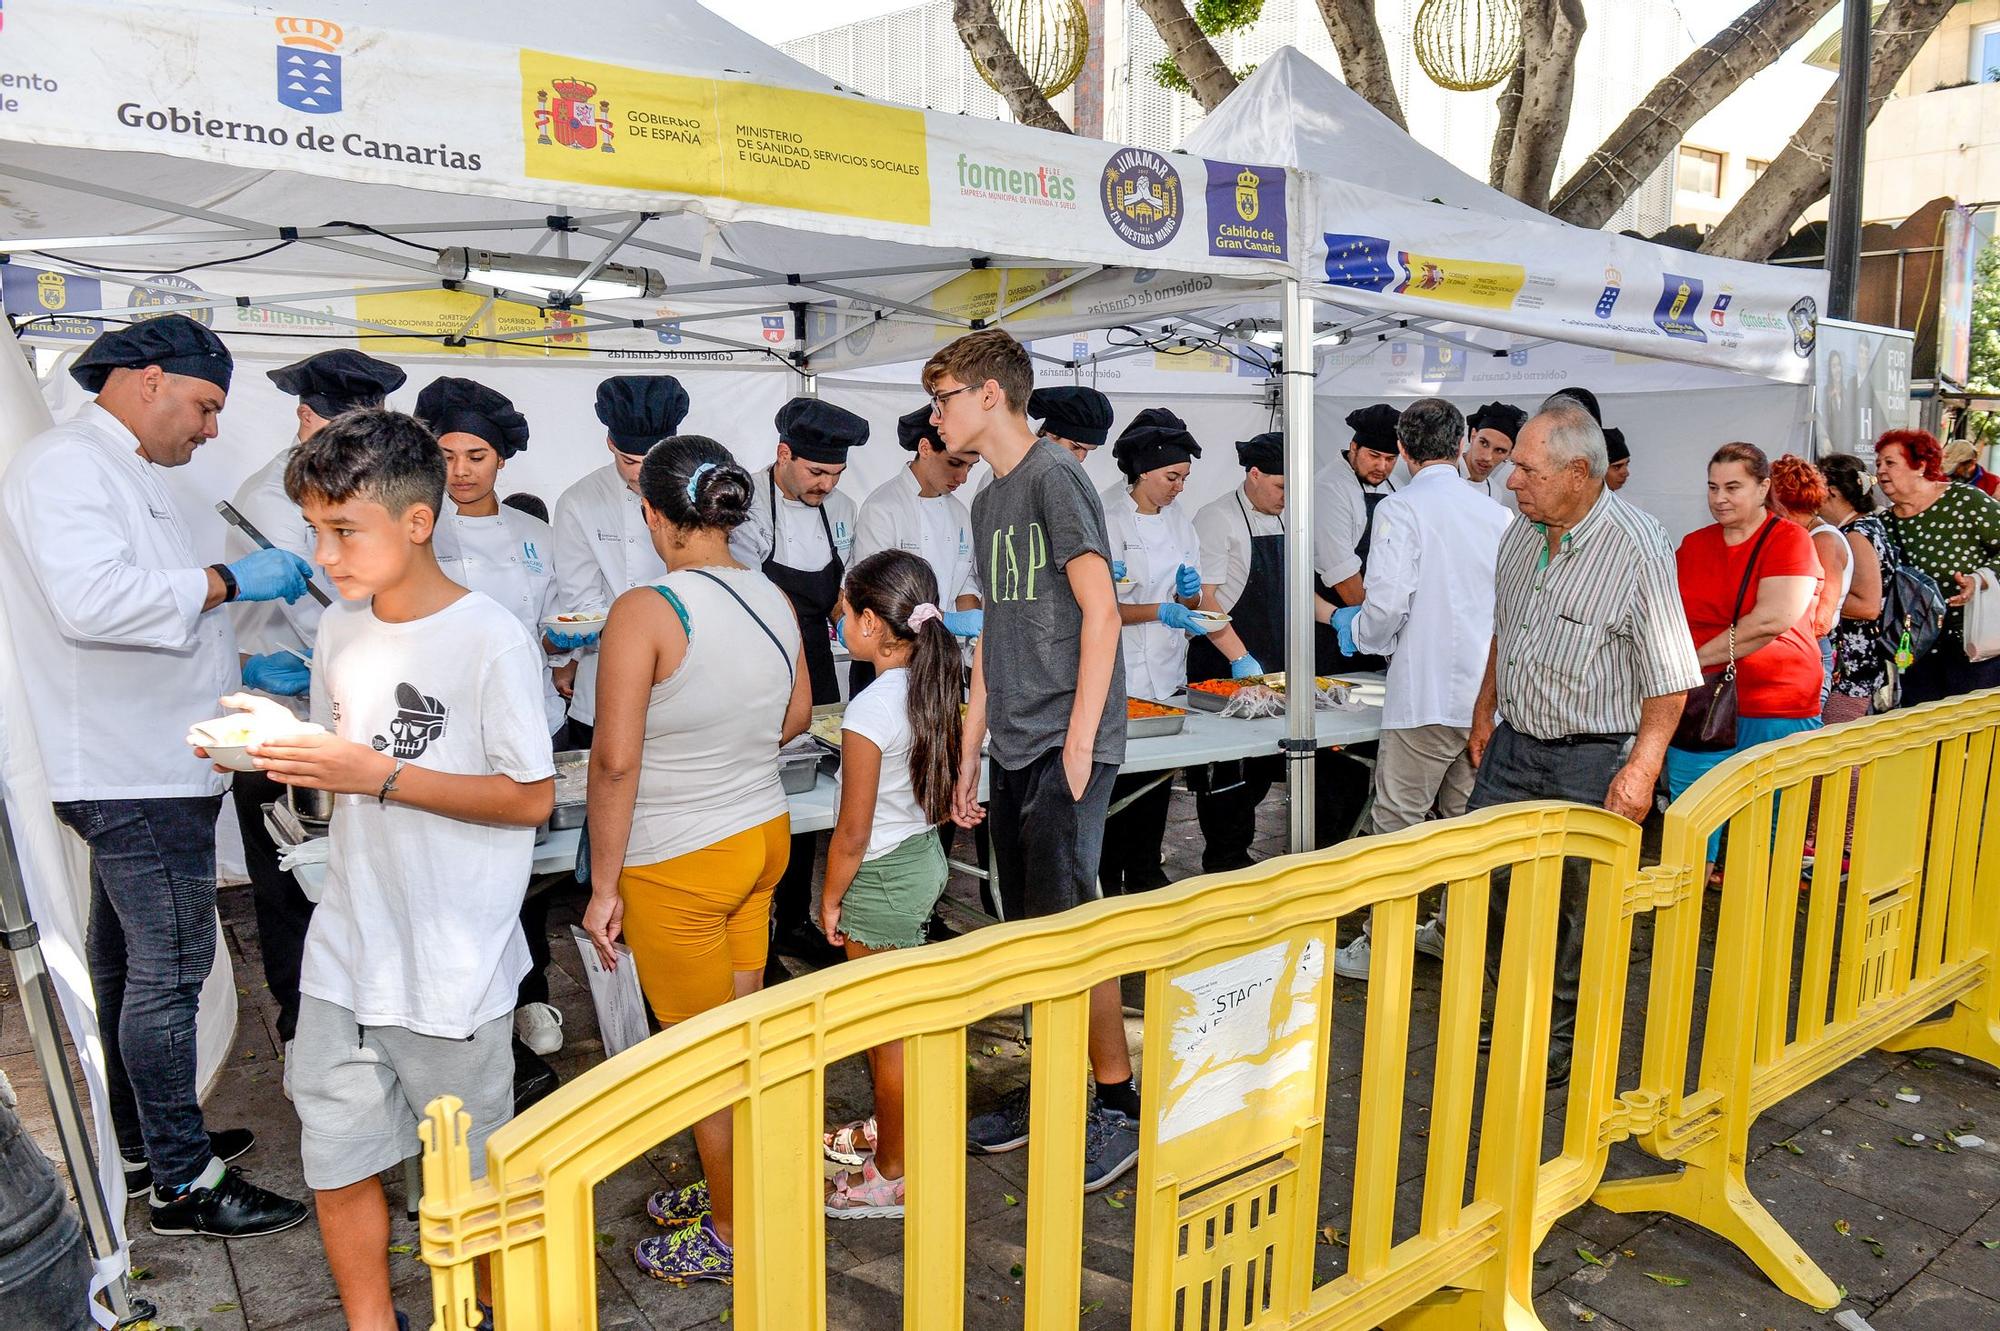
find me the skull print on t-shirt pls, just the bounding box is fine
[372,682,448,759]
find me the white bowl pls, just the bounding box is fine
[541,611,607,634]
[187,715,325,772]
[1188,610,1232,630]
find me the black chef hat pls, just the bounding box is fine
[1604,427,1629,464]
[1466,401,1527,443]
[776,398,869,464]
[1236,431,1284,474]
[1546,386,1602,424]
[595,375,691,456]
[416,377,530,459]
[1029,385,1114,449]
[897,405,943,452]
[1345,403,1401,454]
[70,314,232,394]
[1113,406,1201,481]
[267,349,406,419]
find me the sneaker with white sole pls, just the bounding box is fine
[1333,932,1371,980]
[514,1002,564,1056]
[1413,918,1447,961]
[1082,1105,1140,1193]
[967,1083,1033,1154]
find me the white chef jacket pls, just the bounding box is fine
[1194,483,1284,611]
[435,502,565,733]
[1312,451,1396,587]
[1465,461,1521,513]
[852,466,979,604]
[224,442,331,659]
[1349,463,1511,730]
[0,404,235,799]
[1103,482,1203,701]
[551,463,665,727]
[726,466,857,572]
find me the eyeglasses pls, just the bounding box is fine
[929,384,976,412]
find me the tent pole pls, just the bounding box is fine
[0,799,146,1326]
[1281,278,1317,855]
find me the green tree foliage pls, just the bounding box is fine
[1963,238,2000,443]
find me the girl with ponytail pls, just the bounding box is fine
[818,549,963,1220]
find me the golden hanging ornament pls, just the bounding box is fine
[973,0,1090,100]
[1413,0,1524,93]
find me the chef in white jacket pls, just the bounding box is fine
[847,406,982,692]
[1098,407,1219,896]
[0,316,312,1236]
[1327,399,1510,982]
[549,375,687,745]
[224,348,404,1077]
[1463,401,1525,512]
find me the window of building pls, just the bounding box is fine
[1973,22,2000,83]
[1677,146,1723,196]
[1744,158,1771,186]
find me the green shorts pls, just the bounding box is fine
[836,830,948,950]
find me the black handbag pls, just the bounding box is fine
[1673,518,1778,753]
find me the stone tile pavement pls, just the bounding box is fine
[6,783,2000,1329]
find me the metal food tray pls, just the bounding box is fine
[779,740,825,794]
[1126,702,1188,739]
[548,750,589,830]
[1184,685,1238,713]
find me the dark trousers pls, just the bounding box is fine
[228,771,314,1043]
[1899,644,2000,707]
[1097,773,1174,896]
[52,795,226,1191]
[1188,756,1279,873]
[987,749,1118,923]
[1465,723,1631,1052]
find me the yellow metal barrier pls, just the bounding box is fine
[1591,688,2000,1310]
[420,802,1639,1331]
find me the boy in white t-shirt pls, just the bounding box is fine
[232,408,555,1331]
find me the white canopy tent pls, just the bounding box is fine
[0,7,1830,1324]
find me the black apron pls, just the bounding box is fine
[1316,466,1392,673]
[760,474,844,706]
[1188,493,1283,683]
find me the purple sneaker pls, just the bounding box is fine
[634,1215,734,1284]
[645,1178,710,1228]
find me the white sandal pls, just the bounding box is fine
[822,1116,878,1167]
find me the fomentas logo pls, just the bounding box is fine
[955,154,1077,208]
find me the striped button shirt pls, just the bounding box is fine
[1493,488,1702,740]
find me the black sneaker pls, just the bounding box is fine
[148,1167,308,1238]
[122,1127,256,1201]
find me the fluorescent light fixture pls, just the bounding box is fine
[435,247,666,303]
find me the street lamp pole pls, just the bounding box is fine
[1826,0,1873,320]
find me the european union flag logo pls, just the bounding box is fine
[1322,234,1397,294]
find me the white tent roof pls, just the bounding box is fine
[1183,48,1544,223]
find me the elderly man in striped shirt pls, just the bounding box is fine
[1468,396,1702,1084]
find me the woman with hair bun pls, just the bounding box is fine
[1768,455,1849,705]
[580,435,813,1286]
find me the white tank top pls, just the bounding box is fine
[625,566,802,865]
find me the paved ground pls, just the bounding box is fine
[7,783,2000,1330]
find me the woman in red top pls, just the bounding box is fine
[1666,444,1824,858]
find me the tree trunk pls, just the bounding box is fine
[1497,0,1587,209]
[1701,0,1955,261]
[951,0,1072,133]
[1489,54,1525,190]
[1314,0,1408,130]
[1134,0,1241,113]
[1550,0,1839,228]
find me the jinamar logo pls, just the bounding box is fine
[532,79,616,153]
[276,17,343,114]
[127,274,211,327]
[1100,148,1183,251]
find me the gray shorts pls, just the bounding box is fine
[293,995,514,1191]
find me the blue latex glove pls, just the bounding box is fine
[1111,560,1127,581]
[241,650,310,697]
[940,608,983,638]
[1175,563,1202,600]
[1330,605,1361,657]
[1157,601,1204,634]
[546,624,602,651]
[1229,653,1264,680]
[834,615,848,649]
[227,547,314,604]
